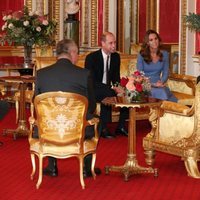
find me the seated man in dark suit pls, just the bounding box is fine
[34,39,101,178]
[85,32,128,138]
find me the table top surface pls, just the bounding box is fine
[102,96,162,108]
[0,63,34,69]
[0,75,35,83]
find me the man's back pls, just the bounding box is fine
[33,38,100,178]
[35,58,96,119]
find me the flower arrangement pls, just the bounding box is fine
[0,6,57,47]
[120,70,151,102]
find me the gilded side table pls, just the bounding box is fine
[103,96,162,181]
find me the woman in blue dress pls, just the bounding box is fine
[137,29,177,102]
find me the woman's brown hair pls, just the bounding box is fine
[140,29,163,64]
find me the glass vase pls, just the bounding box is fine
[125,90,148,103]
[132,93,147,103]
[23,45,32,68]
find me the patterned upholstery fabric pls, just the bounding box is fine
[29,92,99,189]
[143,82,200,178]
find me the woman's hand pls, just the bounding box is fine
[155,80,165,87]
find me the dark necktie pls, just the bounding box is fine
[106,55,110,85]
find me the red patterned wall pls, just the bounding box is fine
[98,0,103,45]
[159,0,179,43]
[138,0,146,43]
[139,0,179,43]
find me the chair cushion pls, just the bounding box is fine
[172,91,194,106]
[29,137,98,156]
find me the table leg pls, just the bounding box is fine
[3,82,29,140]
[105,107,158,181]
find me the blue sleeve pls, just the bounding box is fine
[136,53,144,71]
[161,51,169,83]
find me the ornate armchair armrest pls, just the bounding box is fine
[86,117,100,139]
[168,73,196,96]
[87,117,99,126]
[161,101,194,116]
[28,116,38,139]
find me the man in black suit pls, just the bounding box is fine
[35,39,101,178]
[85,32,128,138]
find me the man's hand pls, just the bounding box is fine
[112,86,125,95]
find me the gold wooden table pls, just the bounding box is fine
[103,96,162,181]
[0,75,35,140]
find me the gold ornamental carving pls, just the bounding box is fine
[179,0,187,74]
[91,0,98,47]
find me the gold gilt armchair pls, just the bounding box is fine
[143,82,200,178]
[28,92,99,189]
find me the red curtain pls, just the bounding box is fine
[0,0,24,29]
[138,0,146,43]
[139,0,179,43]
[98,0,103,46]
[159,0,179,43]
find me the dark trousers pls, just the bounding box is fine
[0,100,9,120]
[100,104,128,129]
[95,84,129,130]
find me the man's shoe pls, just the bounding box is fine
[43,166,58,177]
[101,129,115,139]
[115,127,128,136]
[83,167,101,178]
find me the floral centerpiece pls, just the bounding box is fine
[120,70,151,103]
[0,6,57,67]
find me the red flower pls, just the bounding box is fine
[120,77,129,87]
[135,83,143,92]
[133,70,141,76]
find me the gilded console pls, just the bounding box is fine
[143,82,200,178]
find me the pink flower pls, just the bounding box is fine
[12,11,23,19]
[42,20,49,26]
[126,80,136,91]
[38,16,47,22]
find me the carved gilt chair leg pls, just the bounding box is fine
[36,155,43,189]
[30,153,36,180]
[144,149,156,167]
[15,100,19,123]
[79,156,85,189]
[91,153,97,179]
[30,102,34,118]
[184,157,200,178]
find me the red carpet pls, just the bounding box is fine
[0,108,200,200]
